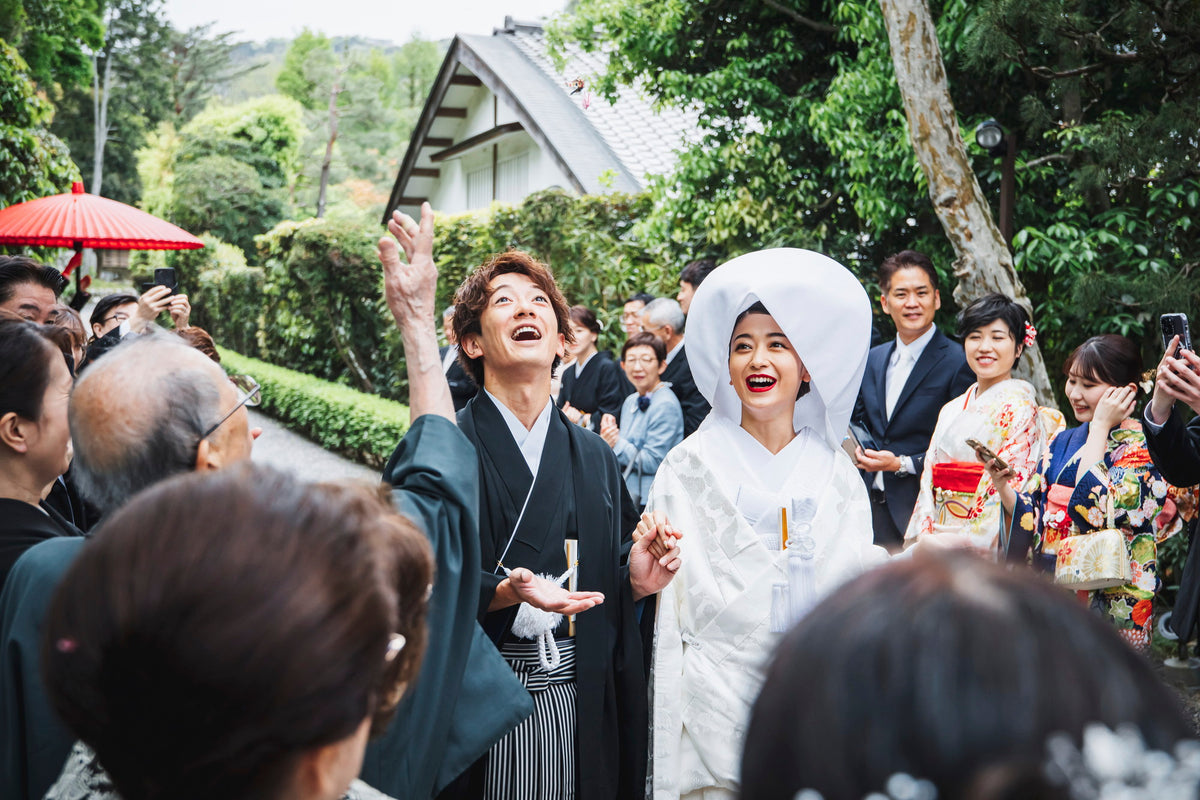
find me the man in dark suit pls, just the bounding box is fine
[640,297,710,437]
[1144,335,1200,487]
[853,251,974,549]
[440,305,477,411]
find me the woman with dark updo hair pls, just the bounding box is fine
[906,293,1062,553]
[985,334,1198,649]
[557,305,631,431]
[0,315,81,593]
[40,464,434,800]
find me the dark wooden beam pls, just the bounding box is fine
[394,197,428,206]
[430,122,523,163]
[434,107,467,118]
[410,168,440,178]
[424,137,453,148]
[449,74,483,86]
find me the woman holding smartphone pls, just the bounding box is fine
[984,334,1198,649]
[905,293,1062,554]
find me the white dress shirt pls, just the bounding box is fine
[876,326,936,488]
[664,339,684,366]
[485,389,554,479]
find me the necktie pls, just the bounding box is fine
[885,348,912,420]
[637,395,651,412]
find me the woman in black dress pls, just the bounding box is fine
[0,316,81,593]
[557,305,632,432]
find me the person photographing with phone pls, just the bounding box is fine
[905,293,1062,554]
[85,271,191,366]
[983,334,1197,650]
[1144,316,1200,488]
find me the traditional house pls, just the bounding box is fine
[384,16,697,221]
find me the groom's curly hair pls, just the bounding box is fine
[451,250,572,386]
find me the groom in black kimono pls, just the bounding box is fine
[386,205,680,800]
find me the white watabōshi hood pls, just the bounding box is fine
[685,248,872,450]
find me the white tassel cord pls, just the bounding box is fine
[503,562,578,671]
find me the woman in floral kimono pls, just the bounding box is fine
[905,293,1063,554]
[642,249,888,800]
[986,334,1198,649]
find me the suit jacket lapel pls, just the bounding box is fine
[872,344,892,430]
[888,330,947,427]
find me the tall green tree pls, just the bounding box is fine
[0,0,103,91]
[0,39,80,208]
[553,0,1200,380]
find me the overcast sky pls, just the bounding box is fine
[161,0,569,44]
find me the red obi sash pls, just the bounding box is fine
[932,461,985,493]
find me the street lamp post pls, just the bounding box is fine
[974,119,1016,245]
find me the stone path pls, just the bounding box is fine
[247,408,380,483]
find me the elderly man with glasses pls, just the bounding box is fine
[0,332,262,800]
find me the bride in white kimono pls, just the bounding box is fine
[644,249,888,800]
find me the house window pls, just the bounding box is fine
[466,165,493,209]
[496,152,530,204]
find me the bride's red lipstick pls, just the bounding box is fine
[746,373,776,393]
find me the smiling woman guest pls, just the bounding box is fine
[985,334,1198,649]
[557,305,631,431]
[641,249,887,800]
[905,293,1063,554]
[599,333,683,510]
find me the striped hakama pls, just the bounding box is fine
[483,638,577,800]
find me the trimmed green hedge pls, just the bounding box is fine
[219,347,409,469]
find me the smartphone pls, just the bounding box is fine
[966,438,1008,471]
[1161,313,1193,358]
[141,268,177,295]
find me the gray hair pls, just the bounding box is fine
[641,297,686,334]
[70,332,224,512]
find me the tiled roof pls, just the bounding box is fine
[501,21,699,188]
[385,18,698,218]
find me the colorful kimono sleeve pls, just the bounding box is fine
[1008,446,1052,559]
[960,393,1041,545]
[904,439,939,540]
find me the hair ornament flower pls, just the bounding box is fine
[1024,322,1038,348]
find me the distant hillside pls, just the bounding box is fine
[221,36,421,102]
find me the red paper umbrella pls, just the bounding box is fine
[0,182,204,276]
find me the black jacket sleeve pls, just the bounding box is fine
[1145,405,1200,488]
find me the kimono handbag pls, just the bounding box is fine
[1054,484,1132,591]
[931,461,984,526]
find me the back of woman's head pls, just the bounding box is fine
[741,554,1190,800]
[0,313,67,421]
[1062,334,1142,389]
[42,464,434,800]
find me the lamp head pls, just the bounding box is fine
[974,119,1007,156]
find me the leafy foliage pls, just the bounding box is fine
[0,0,103,90]
[219,347,408,468]
[0,39,80,208]
[187,190,662,403]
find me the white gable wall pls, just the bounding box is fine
[426,81,575,215]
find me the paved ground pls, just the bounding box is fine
[247,408,381,483]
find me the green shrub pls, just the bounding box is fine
[219,347,409,468]
[189,189,667,404]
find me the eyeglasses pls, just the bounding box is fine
[97,312,130,326]
[624,355,660,366]
[199,375,261,440]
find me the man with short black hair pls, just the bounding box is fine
[621,292,655,338]
[853,250,974,548]
[676,258,717,315]
[640,297,710,437]
[0,256,65,324]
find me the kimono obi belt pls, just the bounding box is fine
[931,461,985,525]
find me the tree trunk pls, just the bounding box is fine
[316,74,342,218]
[91,51,113,197]
[878,0,1056,406]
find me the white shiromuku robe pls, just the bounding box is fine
[646,418,886,800]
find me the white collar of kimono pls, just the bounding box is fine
[483,389,554,478]
[685,248,872,451]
